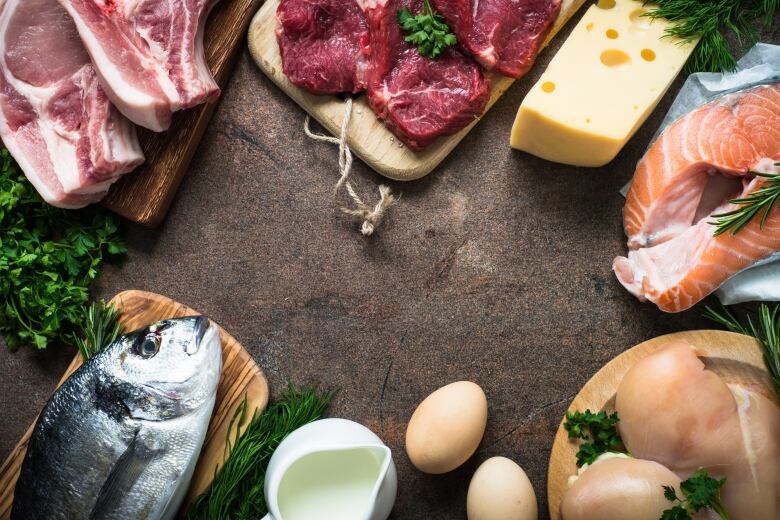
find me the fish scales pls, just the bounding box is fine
[12,317,222,520]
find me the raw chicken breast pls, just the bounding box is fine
[615,341,780,520]
[561,456,682,520]
[720,386,780,520]
[614,84,780,313]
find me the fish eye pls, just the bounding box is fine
[137,334,160,358]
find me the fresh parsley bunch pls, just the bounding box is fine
[398,0,457,59]
[662,470,729,519]
[0,149,126,351]
[564,409,623,466]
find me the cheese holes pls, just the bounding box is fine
[541,81,556,93]
[586,22,594,31]
[630,8,652,29]
[597,0,616,9]
[606,29,619,39]
[641,49,656,61]
[600,49,631,70]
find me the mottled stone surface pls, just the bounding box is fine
[1,11,778,519]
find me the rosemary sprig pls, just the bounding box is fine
[641,0,779,73]
[710,165,780,237]
[75,300,123,361]
[186,385,333,520]
[703,304,780,398]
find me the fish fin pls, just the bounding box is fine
[89,430,157,519]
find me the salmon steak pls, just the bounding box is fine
[614,83,780,313]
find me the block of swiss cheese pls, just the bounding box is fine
[510,0,696,167]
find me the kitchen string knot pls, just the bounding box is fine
[304,97,396,236]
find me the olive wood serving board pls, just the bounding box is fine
[248,0,587,181]
[0,290,269,519]
[102,0,264,227]
[546,330,773,520]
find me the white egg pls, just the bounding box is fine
[467,457,538,520]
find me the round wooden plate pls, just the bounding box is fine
[546,330,774,520]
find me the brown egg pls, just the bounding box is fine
[467,457,538,520]
[405,381,487,474]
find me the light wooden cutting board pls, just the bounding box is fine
[546,330,774,520]
[0,290,269,519]
[248,0,587,181]
[102,0,264,227]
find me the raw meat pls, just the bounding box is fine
[561,456,682,520]
[432,0,561,78]
[613,84,780,313]
[364,0,491,150]
[276,0,370,95]
[615,342,780,520]
[57,0,222,132]
[0,0,143,209]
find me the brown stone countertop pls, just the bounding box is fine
[1,10,778,519]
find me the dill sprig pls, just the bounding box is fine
[186,385,333,520]
[75,300,123,361]
[703,304,780,399]
[642,0,779,72]
[710,165,780,236]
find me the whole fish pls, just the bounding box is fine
[12,316,222,520]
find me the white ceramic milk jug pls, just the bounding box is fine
[261,418,397,520]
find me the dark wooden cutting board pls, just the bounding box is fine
[102,0,263,227]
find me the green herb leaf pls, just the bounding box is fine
[660,505,692,520]
[663,485,680,502]
[704,303,780,399]
[641,0,779,73]
[0,149,126,351]
[661,469,728,520]
[186,385,334,520]
[397,0,457,59]
[75,300,123,361]
[709,165,780,236]
[563,409,623,466]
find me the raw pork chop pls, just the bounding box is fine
[613,84,780,312]
[0,0,143,208]
[277,0,370,94]
[364,0,491,150]
[57,0,222,132]
[432,0,561,78]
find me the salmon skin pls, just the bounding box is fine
[614,83,780,313]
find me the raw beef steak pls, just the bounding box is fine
[277,0,370,95]
[57,0,222,132]
[432,0,561,78]
[0,0,143,208]
[365,0,491,150]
